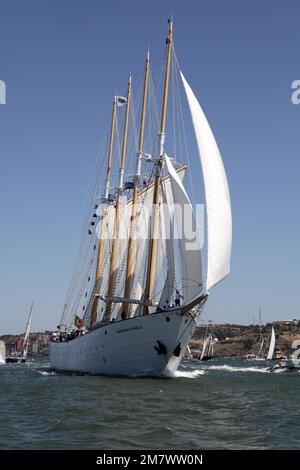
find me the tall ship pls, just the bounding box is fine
[50,19,232,377]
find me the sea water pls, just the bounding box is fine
[0,358,299,449]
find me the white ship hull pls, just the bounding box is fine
[50,309,196,377]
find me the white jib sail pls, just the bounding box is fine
[165,156,203,304]
[22,304,33,359]
[180,72,232,291]
[23,304,33,347]
[267,327,275,360]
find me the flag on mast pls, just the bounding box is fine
[116,96,127,107]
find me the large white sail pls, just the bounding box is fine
[159,168,186,308]
[267,327,275,360]
[165,156,203,304]
[123,186,153,317]
[180,72,232,291]
[159,179,176,308]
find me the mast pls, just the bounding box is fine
[258,307,262,342]
[90,97,117,328]
[123,52,150,319]
[104,73,132,320]
[143,18,173,314]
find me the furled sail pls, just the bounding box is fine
[267,327,275,360]
[165,156,203,304]
[180,72,232,291]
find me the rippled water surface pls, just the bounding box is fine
[0,358,299,449]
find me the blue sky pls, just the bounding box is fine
[0,0,300,333]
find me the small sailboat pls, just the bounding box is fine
[245,309,267,361]
[246,323,276,362]
[6,302,33,364]
[184,346,193,360]
[0,341,6,364]
[50,19,232,377]
[200,334,214,361]
[197,322,214,361]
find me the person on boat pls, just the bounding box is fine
[175,290,184,306]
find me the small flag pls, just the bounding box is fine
[116,96,127,107]
[74,315,82,327]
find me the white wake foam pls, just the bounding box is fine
[209,364,270,373]
[272,368,287,374]
[36,369,57,376]
[170,369,206,379]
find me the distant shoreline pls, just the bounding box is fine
[1,320,299,359]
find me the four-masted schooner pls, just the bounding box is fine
[50,19,232,377]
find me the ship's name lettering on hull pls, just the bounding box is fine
[116,325,142,334]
